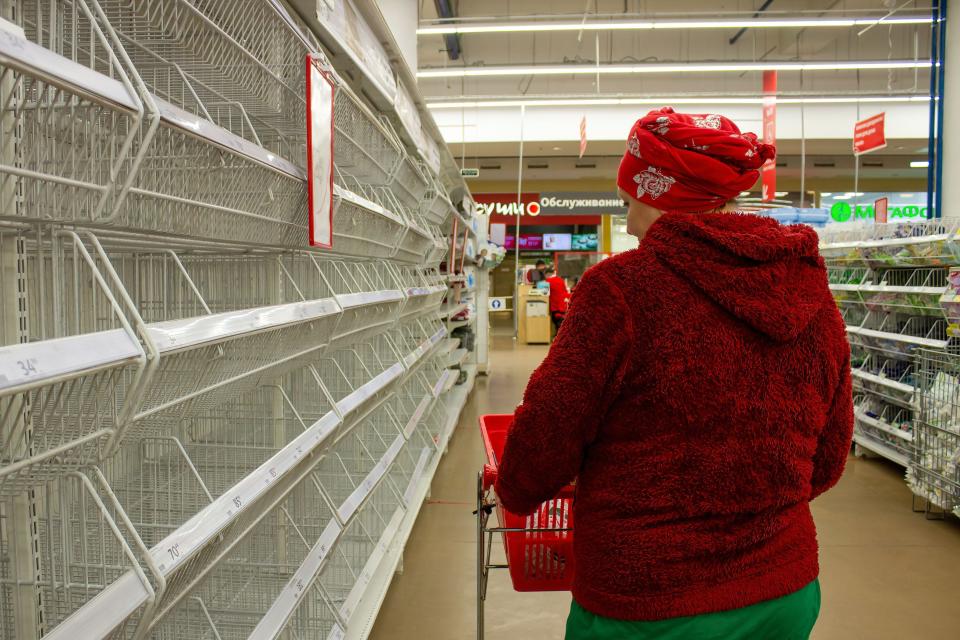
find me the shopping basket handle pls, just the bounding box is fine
[482,464,497,491]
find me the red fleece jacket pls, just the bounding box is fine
[496,212,853,621]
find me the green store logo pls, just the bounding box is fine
[829,202,928,223]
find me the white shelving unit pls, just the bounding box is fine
[0,2,481,639]
[820,221,960,510]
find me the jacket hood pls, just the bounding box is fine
[645,212,828,342]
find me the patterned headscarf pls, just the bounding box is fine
[616,107,776,213]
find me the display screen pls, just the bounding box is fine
[572,233,599,250]
[504,234,543,250]
[543,233,572,251]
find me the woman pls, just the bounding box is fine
[495,107,853,640]
[545,266,571,332]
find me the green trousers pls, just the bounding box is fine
[565,580,821,640]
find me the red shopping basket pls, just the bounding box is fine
[479,414,575,591]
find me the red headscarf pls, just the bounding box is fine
[616,107,776,213]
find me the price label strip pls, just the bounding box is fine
[336,364,404,418]
[249,519,343,639]
[146,299,339,353]
[339,508,405,623]
[337,435,404,523]
[403,448,433,506]
[403,396,432,440]
[0,329,140,393]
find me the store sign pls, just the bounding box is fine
[761,70,777,202]
[853,113,886,155]
[829,201,928,223]
[306,55,336,248]
[475,192,625,216]
[489,297,508,311]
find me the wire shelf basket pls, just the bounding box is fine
[321,261,404,350]
[911,350,960,517]
[394,208,441,265]
[396,268,447,321]
[390,155,430,212]
[0,227,147,493]
[0,471,154,638]
[147,474,340,639]
[422,175,455,227]
[333,175,407,260]
[333,85,404,187]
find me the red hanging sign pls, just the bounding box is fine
[854,113,886,155]
[874,197,889,224]
[306,55,336,248]
[760,70,777,202]
[579,116,588,159]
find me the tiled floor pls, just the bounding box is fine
[370,333,960,639]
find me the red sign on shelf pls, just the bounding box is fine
[761,70,777,202]
[306,55,336,248]
[854,113,886,155]
[874,197,889,224]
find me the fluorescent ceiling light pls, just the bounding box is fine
[426,95,929,109]
[821,192,833,196]
[911,160,930,168]
[417,16,931,35]
[417,60,931,79]
[775,191,789,197]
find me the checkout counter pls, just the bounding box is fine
[517,283,551,345]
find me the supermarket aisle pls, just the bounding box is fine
[370,334,960,640]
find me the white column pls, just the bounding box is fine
[941,9,960,217]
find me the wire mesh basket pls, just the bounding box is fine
[320,334,405,432]
[422,175,456,227]
[333,175,407,260]
[911,350,960,517]
[394,207,441,265]
[147,474,340,640]
[390,155,430,212]
[321,261,404,350]
[427,226,450,266]
[89,241,343,429]
[0,471,155,638]
[40,365,344,637]
[97,0,308,160]
[0,227,148,493]
[333,83,404,186]
[396,268,448,321]
[317,482,402,623]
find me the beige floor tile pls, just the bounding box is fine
[370,331,960,639]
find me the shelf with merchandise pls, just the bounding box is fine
[853,395,914,466]
[851,351,917,400]
[820,221,960,269]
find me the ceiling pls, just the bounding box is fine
[415,0,934,185]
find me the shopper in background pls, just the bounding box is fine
[544,266,570,332]
[528,259,547,284]
[496,107,852,640]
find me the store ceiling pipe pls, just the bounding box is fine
[433,0,460,60]
[939,2,957,220]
